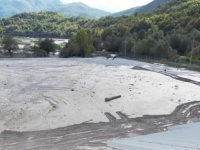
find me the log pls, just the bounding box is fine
[105,95,121,102]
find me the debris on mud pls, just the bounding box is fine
[105,95,122,102]
[132,66,150,71]
[1,101,200,150]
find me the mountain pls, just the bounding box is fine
[0,0,33,18]
[51,2,111,19]
[2,0,200,38]
[93,0,200,38]
[137,0,171,13]
[27,0,62,9]
[111,0,171,17]
[0,0,110,19]
[111,6,141,17]
[93,0,200,60]
[0,0,62,18]
[0,0,170,19]
[1,0,200,60]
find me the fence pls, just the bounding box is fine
[122,53,200,71]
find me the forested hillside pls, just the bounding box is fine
[0,0,110,19]
[1,0,200,61]
[137,0,170,13]
[0,12,93,38]
[93,0,200,34]
[111,7,140,17]
[89,0,200,60]
[111,0,170,17]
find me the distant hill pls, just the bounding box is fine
[111,6,141,17]
[0,0,62,18]
[0,0,110,19]
[93,0,200,36]
[1,0,200,39]
[0,12,93,38]
[1,0,200,60]
[93,0,200,60]
[137,0,171,13]
[51,2,111,19]
[111,0,171,17]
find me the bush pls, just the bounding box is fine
[60,48,73,58]
[60,28,93,58]
[31,46,48,57]
[91,50,110,57]
[179,56,200,63]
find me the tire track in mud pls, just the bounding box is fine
[116,111,129,121]
[1,101,200,150]
[161,72,200,86]
[104,113,117,122]
[43,96,59,113]
[132,66,200,86]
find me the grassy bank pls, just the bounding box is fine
[123,56,200,72]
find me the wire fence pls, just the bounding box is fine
[123,54,200,71]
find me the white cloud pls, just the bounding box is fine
[60,0,153,12]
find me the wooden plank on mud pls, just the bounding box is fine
[105,95,121,102]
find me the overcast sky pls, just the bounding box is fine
[60,0,153,12]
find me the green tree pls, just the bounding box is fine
[134,12,138,17]
[74,28,93,57]
[103,34,122,52]
[154,41,178,59]
[2,35,18,56]
[38,38,56,54]
[60,38,80,57]
[170,34,191,55]
[60,28,93,57]
[138,30,146,40]
[31,46,48,57]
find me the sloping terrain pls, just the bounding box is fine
[0,0,110,18]
[51,2,110,19]
[111,0,171,17]
[0,0,62,18]
[111,6,140,17]
[137,0,171,12]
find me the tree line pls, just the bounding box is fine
[62,0,200,61]
[1,35,59,57]
[0,12,93,38]
[1,0,200,61]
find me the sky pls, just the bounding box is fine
[60,0,153,12]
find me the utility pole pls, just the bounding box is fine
[1,21,4,38]
[98,38,101,51]
[190,37,195,67]
[124,39,127,57]
[133,41,136,57]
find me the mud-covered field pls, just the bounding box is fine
[0,57,200,150]
[1,101,200,150]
